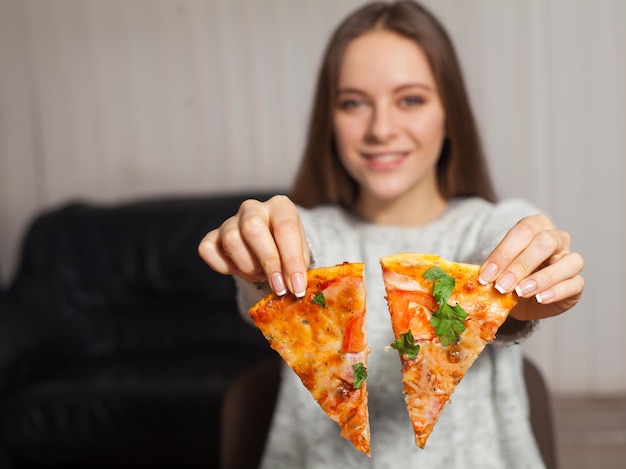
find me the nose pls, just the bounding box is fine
[367,106,397,143]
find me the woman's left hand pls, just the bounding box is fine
[478,214,584,321]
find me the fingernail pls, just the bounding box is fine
[535,289,555,304]
[495,272,515,294]
[291,272,306,298]
[515,280,537,297]
[479,263,498,285]
[270,272,287,296]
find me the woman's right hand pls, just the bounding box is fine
[198,195,311,297]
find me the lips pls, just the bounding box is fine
[361,151,409,170]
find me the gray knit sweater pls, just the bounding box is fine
[236,197,546,468]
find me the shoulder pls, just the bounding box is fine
[296,204,361,238]
[295,205,362,268]
[297,204,352,223]
[452,197,541,219]
[445,197,544,263]
[448,197,542,233]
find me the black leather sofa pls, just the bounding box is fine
[0,191,279,469]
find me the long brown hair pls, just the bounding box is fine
[291,0,497,208]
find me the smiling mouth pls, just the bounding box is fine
[363,152,408,163]
[362,151,409,165]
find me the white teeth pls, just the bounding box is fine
[366,153,403,162]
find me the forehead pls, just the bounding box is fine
[338,29,436,90]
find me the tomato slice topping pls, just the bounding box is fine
[342,315,366,353]
[389,290,437,334]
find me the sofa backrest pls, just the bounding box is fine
[2,192,280,365]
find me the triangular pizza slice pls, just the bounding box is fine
[248,262,371,456]
[380,253,518,448]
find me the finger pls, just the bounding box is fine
[219,214,265,282]
[479,215,562,290]
[238,196,310,297]
[198,228,237,274]
[535,273,585,306]
[198,227,259,281]
[267,196,310,297]
[238,198,289,295]
[514,251,585,300]
[511,274,584,321]
[496,228,571,294]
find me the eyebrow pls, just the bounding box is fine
[336,83,436,95]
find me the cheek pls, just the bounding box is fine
[409,112,446,147]
[333,119,361,173]
[333,115,366,150]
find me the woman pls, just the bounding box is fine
[199,1,584,467]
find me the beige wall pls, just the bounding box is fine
[1,0,624,395]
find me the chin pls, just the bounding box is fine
[365,187,412,204]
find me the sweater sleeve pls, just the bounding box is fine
[234,277,271,325]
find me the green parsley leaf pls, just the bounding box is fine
[352,362,367,389]
[390,330,420,360]
[424,266,468,346]
[312,291,326,308]
[424,265,455,304]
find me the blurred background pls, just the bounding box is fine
[0,0,624,464]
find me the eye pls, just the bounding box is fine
[400,96,425,107]
[339,98,366,110]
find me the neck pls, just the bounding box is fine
[355,188,448,227]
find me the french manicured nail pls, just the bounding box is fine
[270,272,287,296]
[495,272,515,294]
[515,280,537,297]
[479,263,498,285]
[536,289,555,304]
[291,272,306,298]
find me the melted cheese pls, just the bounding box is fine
[249,263,371,456]
[381,253,518,448]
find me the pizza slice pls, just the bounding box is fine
[380,253,518,448]
[248,262,371,456]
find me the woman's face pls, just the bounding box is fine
[333,29,446,216]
